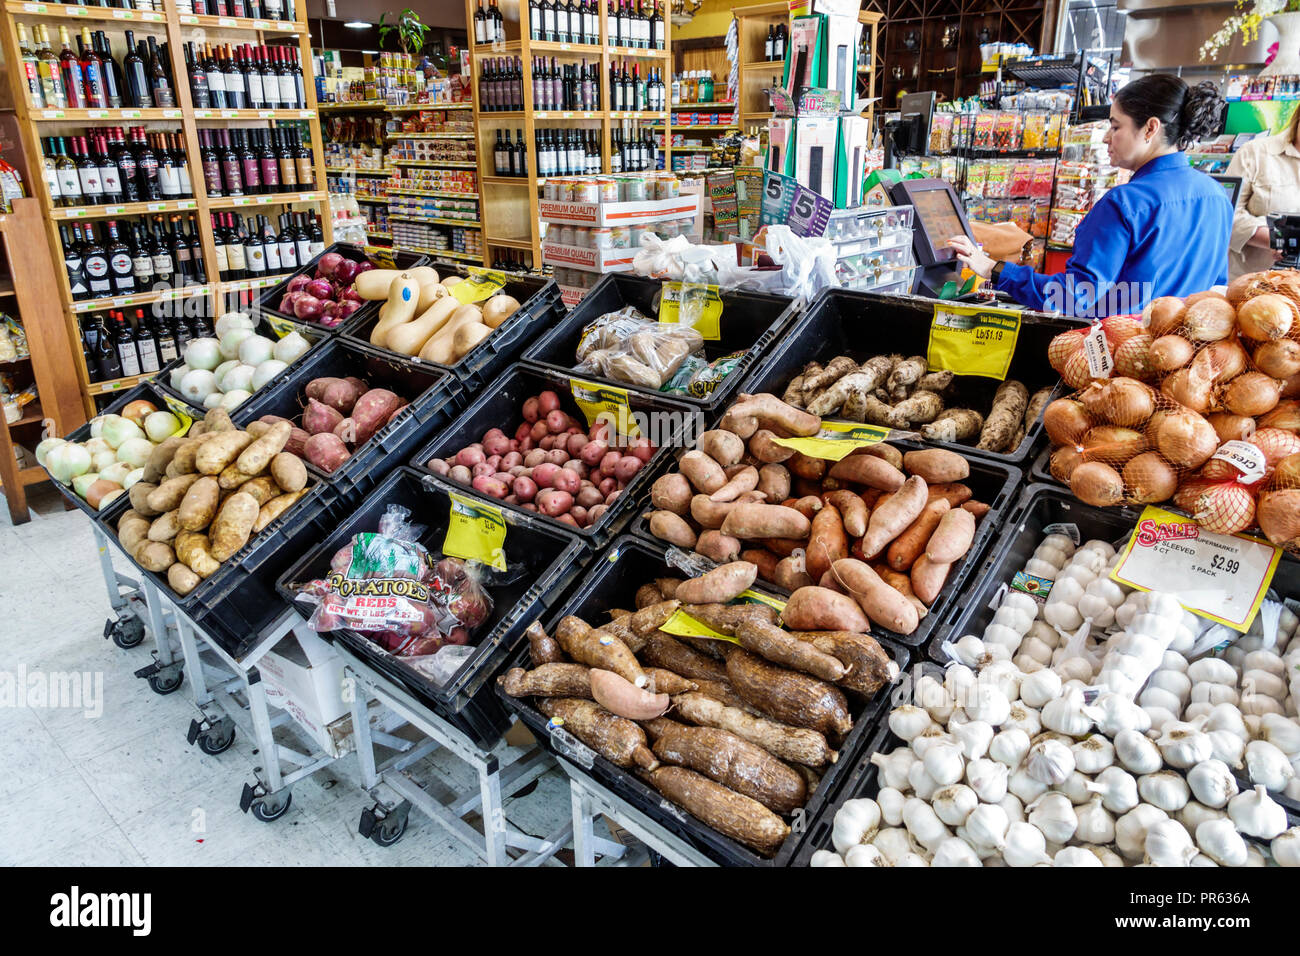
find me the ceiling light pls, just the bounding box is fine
[345,20,372,28]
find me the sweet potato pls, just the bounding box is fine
[741,548,781,581]
[860,475,928,559]
[654,578,683,599]
[304,433,351,474]
[800,630,899,697]
[687,492,762,530]
[726,649,852,737]
[749,429,795,463]
[781,586,869,632]
[302,397,343,436]
[284,425,311,459]
[351,388,403,444]
[651,473,692,515]
[756,463,791,503]
[270,453,308,493]
[641,765,789,855]
[525,621,564,666]
[647,719,807,815]
[500,663,592,698]
[147,473,202,513]
[787,452,826,483]
[678,602,779,635]
[643,668,698,696]
[679,450,727,493]
[828,453,905,491]
[720,393,821,440]
[720,503,811,540]
[788,495,824,519]
[253,489,307,532]
[774,552,813,591]
[649,511,697,549]
[735,619,846,681]
[315,377,366,414]
[926,507,976,563]
[675,562,758,605]
[642,634,728,683]
[695,530,741,563]
[710,465,759,503]
[671,692,836,767]
[698,429,744,467]
[806,504,849,582]
[147,510,181,543]
[554,616,647,687]
[167,561,201,596]
[903,448,970,483]
[535,698,657,770]
[887,497,950,572]
[910,554,952,605]
[634,584,663,610]
[824,490,868,538]
[830,557,919,635]
[209,491,258,561]
[236,421,292,475]
[874,565,929,621]
[589,668,670,719]
[763,536,805,558]
[963,500,991,518]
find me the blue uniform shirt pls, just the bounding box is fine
[995,153,1232,317]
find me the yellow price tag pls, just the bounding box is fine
[569,378,640,437]
[733,589,786,613]
[264,315,302,339]
[927,304,1020,380]
[450,268,508,304]
[772,421,890,461]
[442,492,508,571]
[366,246,396,269]
[161,395,195,437]
[659,281,722,340]
[659,609,740,644]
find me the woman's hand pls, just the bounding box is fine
[1247,225,1283,261]
[947,235,996,279]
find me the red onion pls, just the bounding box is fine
[286,274,311,293]
[333,259,360,285]
[293,294,325,320]
[316,251,345,278]
[354,260,375,275]
[304,278,333,300]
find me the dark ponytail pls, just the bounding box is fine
[1113,74,1225,150]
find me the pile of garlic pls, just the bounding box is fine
[812,530,1300,867]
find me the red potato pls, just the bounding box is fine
[505,494,520,505]
[567,433,590,457]
[563,460,589,479]
[521,502,538,512]
[577,486,604,509]
[456,447,485,468]
[536,488,573,516]
[522,397,541,423]
[588,504,607,523]
[546,449,569,465]
[571,505,588,524]
[449,464,472,484]
[485,455,502,471]
[493,471,513,484]
[530,421,549,441]
[580,441,609,465]
[600,451,621,476]
[509,466,527,477]
[604,489,621,505]
[501,452,523,469]
[626,437,655,463]
[556,513,580,527]
[425,457,450,476]
[302,398,343,436]
[514,476,538,501]
[614,456,643,482]
[537,391,561,414]
[524,449,548,467]
[546,410,568,433]
[515,422,533,442]
[472,462,495,479]
[552,468,581,494]
[473,476,509,498]
[482,431,512,457]
[533,462,561,488]
[589,421,610,441]
[598,476,618,496]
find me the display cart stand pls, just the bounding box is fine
[336,641,628,866]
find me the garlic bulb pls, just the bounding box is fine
[949,715,993,761]
[950,634,988,668]
[965,758,1010,803]
[1187,657,1237,685]
[1002,821,1053,867]
[1009,767,1050,804]
[1085,844,1126,867]
[931,784,978,827]
[1245,739,1295,791]
[845,843,888,867]
[980,660,1023,701]
[1203,702,1248,738]
[895,852,930,867]
[1188,854,1219,867]
[1271,827,1300,867]
[1242,668,1288,700]
[1227,785,1288,839]
[944,664,977,700]
[1157,721,1213,768]
[1139,685,1183,716]
[923,739,966,786]
[908,760,941,800]
[1020,636,1054,666]
[998,792,1025,824]
[1243,649,1286,678]
[871,827,916,865]
[1116,803,1169,861]
[1144,818,1197,867]
[1240,693,1283,716]
[1195,818,1248,867]
[811,849,846,866]
[877,787,906,827]
[1088,765,1140,814]
[1184,702,1215,721]
[888,705,933,742]
[1191,682,1240,706]
[832,798,881,854]
[1055,656,1095,684]
[1027,792,1078,843]
[989,728,1031,770]
[1142,705,1179,734]
[871,747,917,791]
[1019,668,1063,709]
[1138,770,1191,812]
[1245,844,1268,866]
[1258,713,1300,757]
[1115,729,1163,774]
[964,682,1011,725]
[910,725,951,759]
[1085,693,1151,737]
[1056,770,1094,805]
[1041,686,1095,736]
[1055,846,1103,866]
[1003,702,1042,737]
[1027,738,1075,785]
[1072,734,1116,773]
[1177,801,1227,832]
[1075,795,1117,844]
[903,797,952,851]
[930,837,983,867]
[1186,759,1239,809]
[983,624,1023,655]
[1207,729,1246,769]
[1148,668,1193,704]
[1160,650,1188,673]
[914,675,955,724]
[963,802,1009,850]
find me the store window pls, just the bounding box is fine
[1056,0,1124,55]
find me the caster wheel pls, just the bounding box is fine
[106,616,145,649]
[148,670,184,695]
[250,792,292,823]
[199,726,236,755]
[371,815,407,847]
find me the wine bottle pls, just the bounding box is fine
[112,310,141,376]
[146,35,176,107]
[133,307,160,372]
[122,31,150,107]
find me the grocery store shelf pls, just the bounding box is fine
[192,109,315,120]
[676,101,736,108]
[671,124,736,130]
[7,401,44,428]
[318,101,389,111]
[177,12,306,32]
[388,186,480,199]
[742,60,784,70]
[6,1,165,21]
[388,214,481,229]
[69,284,212,314]
[220,273,298,294]
[399,245,483,262]
[608,110,668,119]
[325,166,392,176]
[385,131,475,139]
[485,236,534,250]
[533,109,604,120]
[367,230,393,240]
[32,107,182,121]
[87,372,152,396]
[607,45,667,58]
[0,279,14,297]
[389,103,474,112]
[529,39,603,55]
[478,111,527,119]
[479,176,530,186]
[389,159,478,168]
[207,191,326,210]
[669,146,716,151]
[51,199,199,221]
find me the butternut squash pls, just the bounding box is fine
[386,297,460,356]
[416,279,447,313]
[441,274,464,287]
[418,305,482,362]
[406,266,440,285]
[369,275,422,349]
[354,268,403,300]
[451,321,493,361]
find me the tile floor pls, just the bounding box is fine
[0,482,580,866]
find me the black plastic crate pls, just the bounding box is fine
[1029,441,1064,488]
[46,381,206,521]
[408,364,695,548]
[495,534,909,867]
[630,435,1024,648]
[154,312,330,411]
[739,287,1089,465]
[519,273,800,422]
[344,264,562,401]
[274,467,588,747]
[231,338,458,499]
[255,242,431,334]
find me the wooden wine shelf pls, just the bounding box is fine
[69,284,213,314]
[51,198,200,220]
[87,372,151,396]
[5,1,165,22]
[177,12,305,32]
[207,190,326,210]
[32,107,183,121]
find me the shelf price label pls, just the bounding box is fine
[772,421,891,461]
[927,303,1020,380]
[218,16,235,25]
[570,377,639,437]
[443,492,507,571]
[450,268,507,304]
[660,609,740,644]
[659,281,722,340]
[1110,505,1282,631]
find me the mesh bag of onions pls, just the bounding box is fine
[1043,273,1300,543]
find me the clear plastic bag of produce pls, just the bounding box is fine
[295,504,494,657]
[575,310,706,390]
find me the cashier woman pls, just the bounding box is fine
[947,75,1233,318]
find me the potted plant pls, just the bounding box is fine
[1201,0,1300,76]
[379,8,431,57]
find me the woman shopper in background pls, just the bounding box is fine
[948,75,1232,317]
[1225,103,1300,279]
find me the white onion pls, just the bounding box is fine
[214,311,254,337]
[34,437,65,467]
[203,392,224,409]
[218,328,253,360]
[180,368,219,403]
[238,334,275,367]
[251,359,288,391]
[220,364,255,394]
[92,449,118,471]
[114,437,153,469]
[101,416,144,450]
[170,362,191,390]
[219,389,251,410]
[272,331,310,364]
[99,461,132,486]
[122,467,145,490]
[143,411,181,443]
[183,337,222,371]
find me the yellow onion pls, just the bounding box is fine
[1048,330,1085,374]
[1062,348,1095,389]
[1157,409,1219,468]
[1183,298,1237,342]
[1223,371,1282,417]
[1283,373,1300,399]
[1226,272,1276,307]
[1254,339,1300,379]
[1082,425,1147,465]
[1259,400,1300,433]
[1043,398,1092,445]
[1097,377,1156,427]
[1162,367,1214,414]
[1143,296,1187,336]
[1050,445,1084,483]
[1175,477,1214,512]
[1123,452,1179,504]
[1252,427,1300,467]
[1189,481,1256,535]
[1200,339,1249,383]
[1270,453,1300,489]
[1237,294,1296,342]
[1102,313,1144,348]
[1150,334,1195,373]
[1071,460,1125,507]
[1206,412,1257,444]
[1258,489,1300,547]
[1114,333,1157,381]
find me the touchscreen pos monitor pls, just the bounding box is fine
[888,177,977,297]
